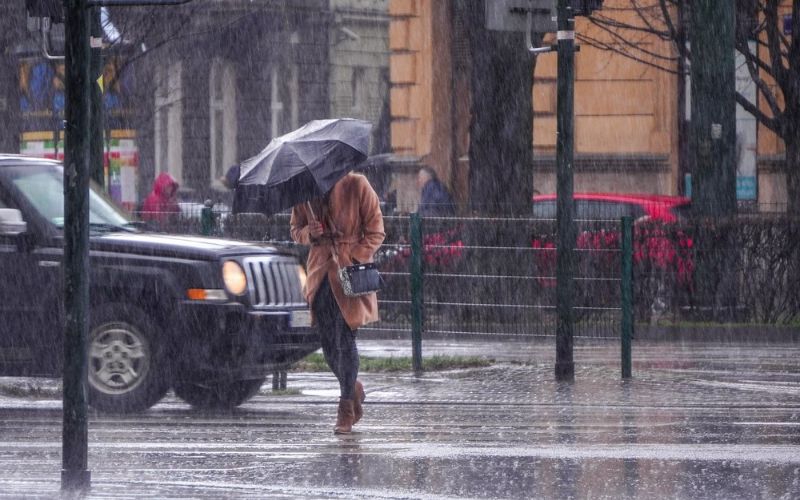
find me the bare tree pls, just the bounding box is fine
[582,1,800,213]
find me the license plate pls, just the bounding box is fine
[290,310,312,328]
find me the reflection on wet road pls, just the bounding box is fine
[1,340,799,499]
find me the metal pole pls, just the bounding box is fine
[90,5,105,188]
[62,0,92,491]
[554,0,576,382]
[410,213,424,374]
[620,216,633,379]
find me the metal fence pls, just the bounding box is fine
[377,214,631,341]
[135,207,800,344]
[137,209,633,342]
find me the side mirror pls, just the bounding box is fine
[0,209,28,236]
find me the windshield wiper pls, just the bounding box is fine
[89,222,138,233]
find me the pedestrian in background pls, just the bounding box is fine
[223,164,263,214]
[290,172,385,434]
[416,165,455,217]
[140,172,180,230]
[220,164,240,191]
[220,164,248,214]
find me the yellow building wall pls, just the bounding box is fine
[533,2,676,154]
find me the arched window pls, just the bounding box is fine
[154,61,183,183]
[270,63,299,138]
[270,34,299,138]
[210,59,237,188]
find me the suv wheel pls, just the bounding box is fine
[174,378,266,409]
[87,304,169,413]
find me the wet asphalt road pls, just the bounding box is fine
[1,339,799,499]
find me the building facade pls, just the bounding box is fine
[329,0,390,147]
[1,1,391,209]
[120,0,332,205]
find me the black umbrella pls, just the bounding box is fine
[234,118,372,214]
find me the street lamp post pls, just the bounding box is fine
[62,0,92,489]
[554,0,576,382]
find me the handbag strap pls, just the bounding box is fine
[307,200,343,267]
[307,195,365,269]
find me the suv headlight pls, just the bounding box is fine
[222,260,248,296]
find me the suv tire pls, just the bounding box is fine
[87,303,170,413]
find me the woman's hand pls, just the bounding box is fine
[308,220,324,239]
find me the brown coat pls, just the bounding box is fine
[290,173,385,330]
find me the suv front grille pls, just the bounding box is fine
[242,257,306,308]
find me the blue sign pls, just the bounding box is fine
[684,174,692,199]
[785,14,793,35]
[683,174,757,201]
[736,176,757,200]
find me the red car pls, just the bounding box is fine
[532,192,691,223]
[531,193,694,317]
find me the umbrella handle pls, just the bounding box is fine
[306,201,317,222]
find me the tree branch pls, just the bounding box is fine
[736,37,776,78]
[590,15,671,41]
[578,33,679,73]
[736,90,780,134]
[587,16,678,62]
[741,40,785,133]
[630,0,667,36]
[658,0,681,53]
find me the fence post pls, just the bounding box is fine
[410,213,424,373]
[621,216,634,379]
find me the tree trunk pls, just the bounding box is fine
[689,0,737,217]
[464,0,535,217]
[786,136,800,215]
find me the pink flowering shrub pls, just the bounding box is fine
[394,227,465,270]
[421,229,465,268]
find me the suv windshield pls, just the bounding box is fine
[6,164,134,230]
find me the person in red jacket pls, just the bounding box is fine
[140,172,180,229]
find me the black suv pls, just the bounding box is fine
[0,155,318,412]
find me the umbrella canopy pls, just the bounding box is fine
[234,118,372,214]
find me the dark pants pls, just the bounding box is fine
[312,278,359,400]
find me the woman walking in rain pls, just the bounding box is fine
[290,171,385,434]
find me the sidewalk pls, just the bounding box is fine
[1,338,799,499]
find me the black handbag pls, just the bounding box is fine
[337,262,382,297]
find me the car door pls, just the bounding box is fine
[0,192,62,375]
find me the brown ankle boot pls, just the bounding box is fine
[353,380,366,425]
[334,399,355,434]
